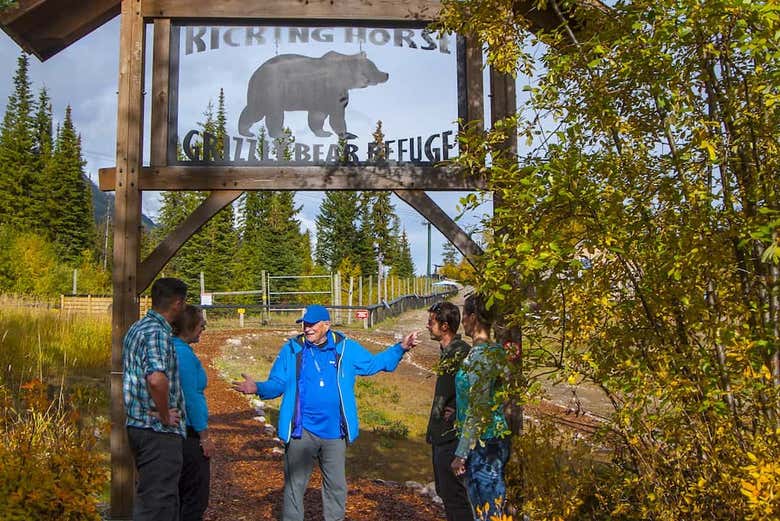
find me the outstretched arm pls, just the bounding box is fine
[232,344,290,398]
[351,332,420,376]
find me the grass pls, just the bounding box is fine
[0,299,111,390]
[216,330,437,484]
[0,298,112,517]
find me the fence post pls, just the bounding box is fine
[383,274,388,303]
[261,270,268,324]
[335,272,342,324]
[72,269,78,295]
[368,275,373,306]
[348,276,354,325]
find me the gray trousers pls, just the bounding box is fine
[127,427,183,521]
[283,429,347,521]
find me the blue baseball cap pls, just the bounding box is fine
[296,304,331,324]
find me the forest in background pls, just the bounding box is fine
[0,54,431,302]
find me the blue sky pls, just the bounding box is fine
[0,17,499,276]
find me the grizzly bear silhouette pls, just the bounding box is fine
[238,51,389,139]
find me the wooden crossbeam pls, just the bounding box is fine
[98,165,485,191]
[0,0,119,61]
[137,190,243,292]
[393,189,483,265]
[142,0,441,20]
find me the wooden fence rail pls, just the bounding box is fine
[60,295,151,316]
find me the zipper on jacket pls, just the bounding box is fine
[335,337,351,442]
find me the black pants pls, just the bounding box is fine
[432,440,473,521]
[179,429,211,521]
[127,427,183,521]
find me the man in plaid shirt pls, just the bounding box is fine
[123,277,188,520]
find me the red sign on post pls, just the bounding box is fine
[355,309,369,320]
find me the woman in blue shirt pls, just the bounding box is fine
[173,304,213,521]
[450,293,510,520]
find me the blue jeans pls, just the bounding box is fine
[466,438,510,520]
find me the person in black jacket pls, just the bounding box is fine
[425,301,472,521]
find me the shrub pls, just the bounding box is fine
[0,380,108,520]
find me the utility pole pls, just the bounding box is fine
[103,205,111,270]
[422,220,432,294]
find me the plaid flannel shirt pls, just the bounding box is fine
[123,309,186,437]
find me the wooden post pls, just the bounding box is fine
[347,276,354,325]
[111,1,145,517]
[150,18,170,167]
[368,275,373,305]
[261,270,267,324]
[384,274,388,303]
[335,272,342,324]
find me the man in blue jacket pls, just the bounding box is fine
[232,304,419,521]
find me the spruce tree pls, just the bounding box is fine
[369,192,400,269]
[0,53,36,229]
[47,106,95,261]
[441,241,460,266]
[198,92,237,291]
[152,191,206,291]
[355,192,378,277]
[391,229,415,278]
[31,88,53,223]
[260,192,305,292]
[315,192,360,271]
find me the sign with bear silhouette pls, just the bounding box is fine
[169,24,459,167]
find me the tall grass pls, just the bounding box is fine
[0,298,111,390]
[0,380,109,520]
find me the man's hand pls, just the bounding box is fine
[200,435,216,458]
[232,374,258,394]
[451,456,467,476]
[401,331,420,352]
[150,408,181,426]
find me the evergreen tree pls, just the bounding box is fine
[236,191,271,289]
[152,191,205,290]
[315,192,360,271]
[369,192,400,269]
[154,90,237,291]
[300,229,315,275]
[33,88,53,170]
[370,120,386,162]
[32,87,53,224]
[198,92,237,291]
[441,240,460,266]
[261,192,306,293]
[391,229,415,278]
[355,192,378,277]
[216,87,227,157]
[0,53,36,229]
[46,106,95,261]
